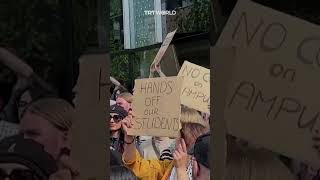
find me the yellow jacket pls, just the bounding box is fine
[123,149,174,180]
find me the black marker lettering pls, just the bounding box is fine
[228,81,255,111]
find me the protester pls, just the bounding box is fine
[160,148,174,161]
[137,136,175,160]
[121,106,209,180]
[110,147,123,166]
[0,134,58,180]
[16,85,56,119]
[116,92,133,112]
[110,79,125,101]
[225,138,295,180]
[110,104,128,153]
[20,98,74,159]
[0,46,55,124]
[19,97,79,179]
[172,133,210,180]
[189,133,210,180]
[110,166,137,180]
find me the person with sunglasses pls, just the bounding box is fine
[121,106,209,180]
[0,134,58,180]
[110,104,128,153]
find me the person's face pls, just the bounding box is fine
[116,98,130,112]
[0,163,39,180]
[110,113,122,131]
[179,129,194,150]
[18,91,32,118]
[20,111,67,160]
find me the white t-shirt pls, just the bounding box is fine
[137,136,175,159]
[169,160,193,180]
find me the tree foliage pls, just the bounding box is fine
[0,0,63,86]
[177,0,210,33]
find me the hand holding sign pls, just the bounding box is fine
[149,29,177,78]
[122,113,135,140]
[128,76,183,137]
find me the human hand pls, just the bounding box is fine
[56,155,80,180]
[0,47,33,77]
[150,62,161,73]
[121,113,135,142]
[49,169,72,180]
[173,138,189,170]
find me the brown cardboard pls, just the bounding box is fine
[178,61,210,113]
[211,47,236,180]
[71,53,108,180]
[215,0,320,166]
[128,76,183,137]
[150,29,177,77]
[225,48,320,167]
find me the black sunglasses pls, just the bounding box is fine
[0,169,40,180]
[110,115,122,122]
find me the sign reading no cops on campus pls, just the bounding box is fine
[178,61,210,113]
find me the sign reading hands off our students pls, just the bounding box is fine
[216,0,320,166]
[128,76,183,137]
[178,61,210,113]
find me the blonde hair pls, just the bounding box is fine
[226,139,294,180]
[180,106,210,143]
[180,105,209,127]
[117,92,133,103]
[24,98,75,131]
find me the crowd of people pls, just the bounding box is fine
[0,47,78,180]
[1,44,320,180]
[109,86,211,180]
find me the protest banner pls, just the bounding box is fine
[215,0,320,166]
[150,29,177,77]
[160,45,180,77]
[72,53,108,180]
[178,61,210,113]
[128,76,183,137]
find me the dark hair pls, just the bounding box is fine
[110,166,137,180]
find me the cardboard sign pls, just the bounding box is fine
[178,61,210,113]
[151,29,177,66]
[160,45,181,77]
[215,0,320,166]
[128,76,183,137]
[72,53,108,180]
[211,47,236,180]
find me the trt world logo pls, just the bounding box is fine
[144,10,177,16]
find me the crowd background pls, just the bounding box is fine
[1,0,320,180]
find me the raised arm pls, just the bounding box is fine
[149,62,166,78]
[121,112,173,179]
[121,113,137,163]
[0,47,33,78]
